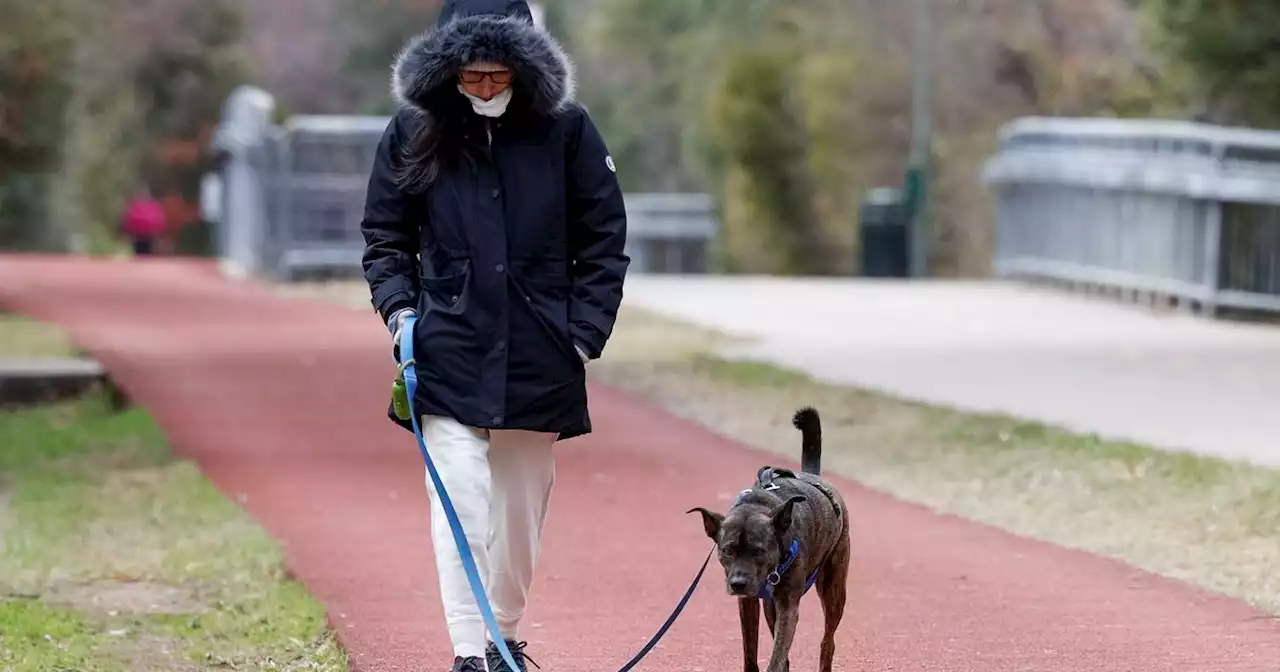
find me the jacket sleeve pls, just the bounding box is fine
[360,111,421,325]
[566,107,630,359]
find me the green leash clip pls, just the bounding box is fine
[392,358,414,421]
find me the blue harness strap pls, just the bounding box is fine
[757,538,820,600]
[397,314,712,671]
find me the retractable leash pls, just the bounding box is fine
[395,314,714,671]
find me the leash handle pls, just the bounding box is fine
[400,315,525,672]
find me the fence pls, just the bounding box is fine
[982,116,1280,316]
[204,85,718,281]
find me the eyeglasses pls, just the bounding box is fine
[459,69,514,85]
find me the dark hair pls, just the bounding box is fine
[393,85,534,194]
[394,111,473,195]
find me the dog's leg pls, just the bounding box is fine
[816,534,851,672]
[738,597,761,672]
[763,599,800,672]
[761,600,789,672]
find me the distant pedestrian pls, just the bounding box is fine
[359,1,630,671]
[120,187,166,256]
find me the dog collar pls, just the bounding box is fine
[757,538,820,600]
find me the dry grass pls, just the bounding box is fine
[288,280,1280,615]
[0,314,77,357]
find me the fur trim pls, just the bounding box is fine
[392,13,576,117]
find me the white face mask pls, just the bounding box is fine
[457,83,513,118]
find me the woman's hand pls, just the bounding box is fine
[389,308,416,362]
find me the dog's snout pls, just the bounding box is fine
[727,575,750,595]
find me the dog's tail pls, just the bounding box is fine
[793,406,822,475]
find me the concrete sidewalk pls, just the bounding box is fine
[623,275,1280,468]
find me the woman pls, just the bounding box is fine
[359,1,629,670]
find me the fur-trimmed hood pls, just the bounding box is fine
[392,0,576,117]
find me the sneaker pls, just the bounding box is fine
[451,656,485,672]
[486,640,540,672]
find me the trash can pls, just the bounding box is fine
[858,187,909,278]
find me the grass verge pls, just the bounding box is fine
[0,314,77,358]
[0,388,347,671]
[284,280,1280,615]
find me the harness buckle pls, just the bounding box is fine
[757,466,781,491]
[767,570,781,586]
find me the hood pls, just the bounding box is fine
[392,0,576,117]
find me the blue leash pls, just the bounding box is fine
[397,314,713,670]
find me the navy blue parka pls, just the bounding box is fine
[360,0,629,440]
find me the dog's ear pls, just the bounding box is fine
[686,507,724,540]
[769,495,806,537]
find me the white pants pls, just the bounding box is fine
[421,415,557,660]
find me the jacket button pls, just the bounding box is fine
[492,416,504,425]
[450,295,458,304]
[491,188,500,199]
[496,339,506,351]
[494,264,504,273]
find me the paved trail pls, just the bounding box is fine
[2,255,1277,672]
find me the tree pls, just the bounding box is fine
[1,0,251,253]
[337,0,445,114]
[1142,0,1280,127]
[0,0,83,249]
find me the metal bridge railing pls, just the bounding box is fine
[982,116,1280,315]
[204,86,718,281]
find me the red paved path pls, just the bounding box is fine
[3,254,1278,672]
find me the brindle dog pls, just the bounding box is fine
[689,407,850,672]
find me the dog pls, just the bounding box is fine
[688,407,850,672]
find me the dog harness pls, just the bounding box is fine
[759,538,820,600]
[751,466,841,600]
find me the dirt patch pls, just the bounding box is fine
[45,579,207,616]
[106,635,203,672]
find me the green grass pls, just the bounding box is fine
[0,599,100,670]
[0,390,347,671]
[692,354,815,387]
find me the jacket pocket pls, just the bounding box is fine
[420,262,470,316]
[513,272,583,371]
